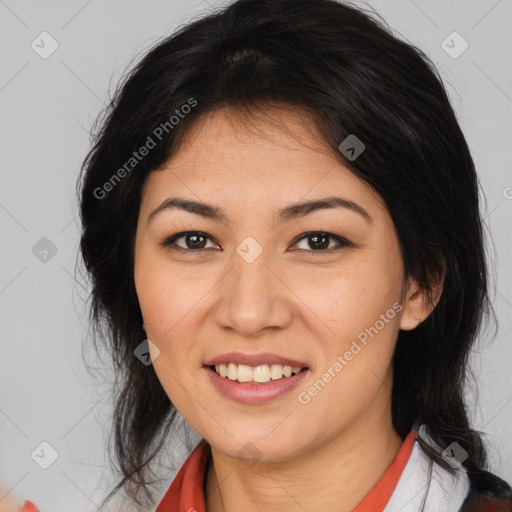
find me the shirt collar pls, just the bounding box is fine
[156,437,211,512]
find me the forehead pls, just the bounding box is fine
[168,105,337,173]
[140,105,386,216]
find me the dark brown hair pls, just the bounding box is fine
[76,0,501,509]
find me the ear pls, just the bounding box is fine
[399,259,445,331]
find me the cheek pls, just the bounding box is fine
[293,257,401,340]
[292,260,401,400]
[136,268,204,407]
[294,293,400,440]
[134,250,208,341]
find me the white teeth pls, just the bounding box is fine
[238,364,254,383]
[227,363,237,380]
[270,364,283,380]
[213,363,305,382]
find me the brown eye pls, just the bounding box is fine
[160,231,219,251]
[183,233,207,249]
[160,230,352,254]
[292,232,352,252]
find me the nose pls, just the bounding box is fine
[212,243,293,337]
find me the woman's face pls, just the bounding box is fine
[134,105,417,462]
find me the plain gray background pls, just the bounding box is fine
[1,0,511,510]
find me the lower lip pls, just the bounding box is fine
[204,366,310,404]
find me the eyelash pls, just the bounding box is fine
[159,230,353,255]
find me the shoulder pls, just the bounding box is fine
[460,468,512,511]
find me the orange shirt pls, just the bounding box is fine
[19,500,40,511]
[156,430,418,511]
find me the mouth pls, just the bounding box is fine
[203,363,311,404]
[205,363,309,385]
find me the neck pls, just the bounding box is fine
[204,399,404,512]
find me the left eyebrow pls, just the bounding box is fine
[276,196,372,225]
[146,196,372,226]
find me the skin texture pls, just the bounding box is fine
[0,487,22,512]
[134,105,443,512]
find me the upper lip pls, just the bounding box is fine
[204,352,309,368]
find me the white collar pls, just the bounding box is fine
[384,425,471,512]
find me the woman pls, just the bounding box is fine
[72,0,512,510]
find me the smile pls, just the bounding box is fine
[211,363,307,383]
[204,365,310,404]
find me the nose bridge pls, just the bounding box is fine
[213,237,291,335]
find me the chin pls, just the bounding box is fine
[212,434,306,464]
